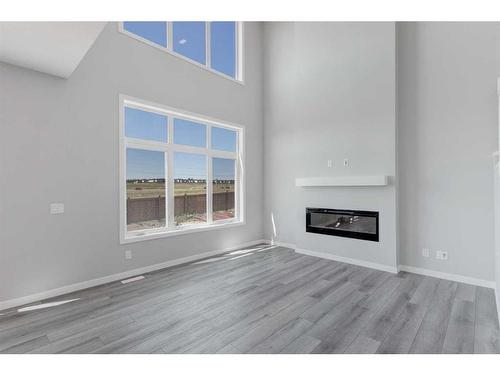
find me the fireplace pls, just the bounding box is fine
[306,208,379,242]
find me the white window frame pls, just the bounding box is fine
[119,94,245,244]
[118,22,244,84]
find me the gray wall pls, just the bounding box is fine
[0,22,264,302]
[263,22,398,268]
[398,22,498,281]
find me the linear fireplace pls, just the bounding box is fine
[306,208,379,242]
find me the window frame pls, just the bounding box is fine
[118,22,244,84]
[119,94,245,244]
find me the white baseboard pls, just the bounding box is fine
[398,265,495,289]
[0,239,268,311]
[273,240,495,289]
[269,240,297,250]
[295,248,399,274]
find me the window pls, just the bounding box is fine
[120,96,244,243]
[120,22,242,81]
[173,22,206,65]
[123,22,167,48]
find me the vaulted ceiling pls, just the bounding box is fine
[0,22,107,78]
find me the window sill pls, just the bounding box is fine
[121,219,245,244]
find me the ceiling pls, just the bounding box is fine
[0,22,107,78]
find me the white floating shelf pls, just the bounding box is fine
[295,175,389,187]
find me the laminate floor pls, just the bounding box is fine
[1,245,499,354]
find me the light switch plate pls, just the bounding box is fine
[125,250,132,260]
[436,250,448,260]
[50,203,64,214]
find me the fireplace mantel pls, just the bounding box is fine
[295,175,389,187]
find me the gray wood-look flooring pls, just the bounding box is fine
[1,245,499,354]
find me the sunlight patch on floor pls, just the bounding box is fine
[18,298,80,313]
[192,244,277,265]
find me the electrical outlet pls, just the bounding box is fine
[436,250,448,260]
[343,158,349,167]
[422,248,430,258]
[125,250,132,260]
[327,160,333,168]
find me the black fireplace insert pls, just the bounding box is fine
[306,208,379,242]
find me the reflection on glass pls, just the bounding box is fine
[123,22,167,47]
[173,118,206,148]
[212,158,235,221]
[210,22,236,78]
[211,127,237,152]
[126,149,166,231]
[173,22,206,65]
[125,107,168,142]
[174,152,207,226]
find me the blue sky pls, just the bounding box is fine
[174,118,206,147]
[123,22,167,47]
[125,107,168,142]
[211,126,237,152]
[123,21,236,78]
[173,22,206,65]
[127,149,164,180]
[210,22,236,78]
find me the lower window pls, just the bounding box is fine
[120,96,244,243]
[126,148,166,231]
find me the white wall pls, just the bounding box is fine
[398,22,498,281]
[263,22,398,269]
[0,22,264,303]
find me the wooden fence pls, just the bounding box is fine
[127,192,235,224]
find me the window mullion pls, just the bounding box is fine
[206,125,213,224]
[206,22,211,69]
[237,22,242,81]
[167,22,173,51]
[167,117,175,227]
[167,152,170,228]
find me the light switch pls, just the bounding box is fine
[327,160,333,168]
[50,203,64,214]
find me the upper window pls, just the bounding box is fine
[120,21,241,81]
[123,22,167,48]
[120,96,244,243]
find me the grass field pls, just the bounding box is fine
[127,181,234,199]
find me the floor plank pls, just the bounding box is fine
[0,245,498,354]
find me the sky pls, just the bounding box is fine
[126,108,236,180]
[123,21,236,78]
[123,22,167,47]
[127,149,235,180]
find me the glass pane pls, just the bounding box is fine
[310,213,377,234]
[125,107,168,142]
[211,126,237,152]
[174,152,207,226]
[212,158,235,221]
[173,118,206,148]
[123,22,167,47]
[210,22,236,78]
[173,22,206,65]
[126,149,166,231]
